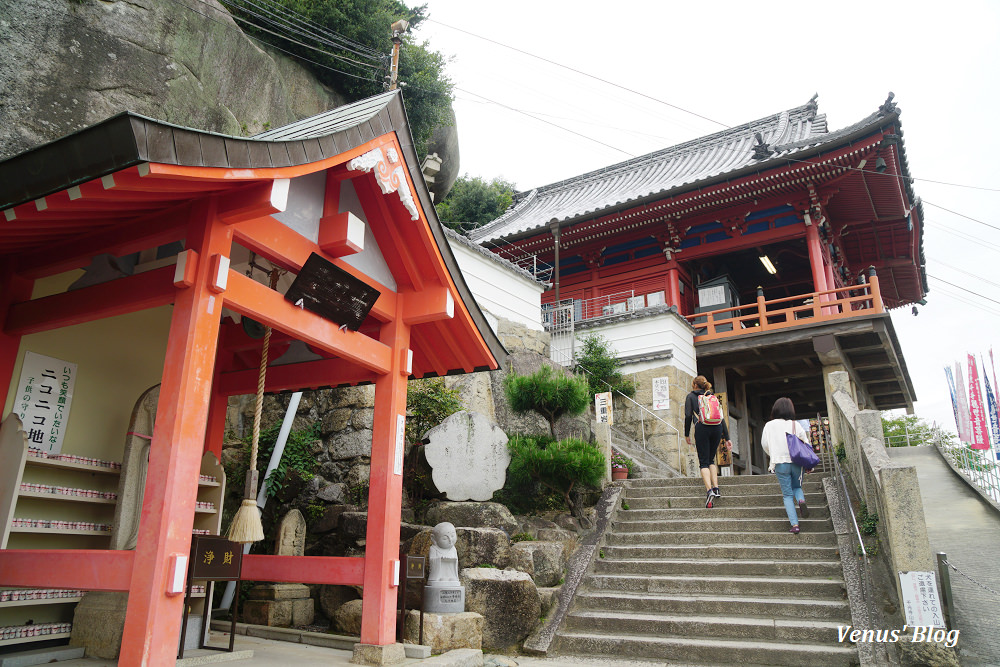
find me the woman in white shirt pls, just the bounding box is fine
[761,397,810,534]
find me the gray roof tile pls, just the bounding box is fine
[470,96,892,243]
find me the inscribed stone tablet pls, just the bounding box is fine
[423,411,509,501]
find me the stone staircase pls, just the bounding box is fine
[554,474,858,666]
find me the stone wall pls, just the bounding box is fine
[0,0,346,159]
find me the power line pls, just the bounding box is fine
[927,274,1000,307]
[456,87,635,158]
[426,18,729,129]
[931,259,1000,290]
[924,200,1000,232]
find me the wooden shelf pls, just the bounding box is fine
[198,480,220,488]
[17,491,116,505]
[9,527,110,536]
[0,597,83,608]
[0,631,71,646]
[25,457,120,476]
[194,508,217,514]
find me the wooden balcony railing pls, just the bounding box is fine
[685,275,884,342]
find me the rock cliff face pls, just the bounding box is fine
[0,0,345,158]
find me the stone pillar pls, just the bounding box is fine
[593,421,612,484]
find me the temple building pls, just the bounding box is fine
[470,93,925,473]
[0,91,504,665]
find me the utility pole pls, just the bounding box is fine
[388,19,409,90]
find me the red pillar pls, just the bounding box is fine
[805,222,827,298]
[359,296,411,647]
[119,201,233,666]
[824,258,838,313]
[665,262,681,310]
[0,266,33,413]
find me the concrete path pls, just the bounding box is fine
[887,445,1000,666]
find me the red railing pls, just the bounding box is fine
[685,276,884,341]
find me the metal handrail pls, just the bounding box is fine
[548,346,685,473]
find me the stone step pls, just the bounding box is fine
[610,517,833,533]
[600,543,841,561]
[563,609,846,644]
[593,556,844,578]
[619,505,830,520]
[554,630,857,666]
[605,529,838,546]
[625,482,824,498]
[624,491,827,509]
[583,573,846,599]
[624,474,823,487]
[572,590,851,620]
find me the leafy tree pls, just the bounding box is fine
[881,412,954,447]
[504,365,591,439]
[220,0,453,158]
[405,377,463,444]
[507,434,605,523]
[575,333,636,399]
[435,174,516,230]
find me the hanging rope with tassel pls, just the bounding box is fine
[226,267,281,544]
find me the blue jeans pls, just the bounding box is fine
[774,462,805,526]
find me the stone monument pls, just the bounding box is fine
[423,522,465,613]
[423,411,509,501]
[243,509,315,627]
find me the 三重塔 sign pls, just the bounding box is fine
[595,392,613,425]
[14,352,77,455]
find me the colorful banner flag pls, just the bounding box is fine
[945,366,962,438]
[955,362,972,444]
[968,354,989,449]
[984,356,1000,449]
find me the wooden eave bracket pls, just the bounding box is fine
[318,210,365,256]
[401,286,454,324]
[216,179,290,225]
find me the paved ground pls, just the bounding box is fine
[887,445,1000,666]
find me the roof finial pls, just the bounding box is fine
[879,92,897,115]
[752,132,773,160]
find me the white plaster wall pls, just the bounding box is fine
[337,180,397,292]
[577,311,697,378]
[449,241,544,332]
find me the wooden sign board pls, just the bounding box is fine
[190,536,242,581]
[284,253,381,331]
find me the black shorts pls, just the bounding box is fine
[695,423,724,469]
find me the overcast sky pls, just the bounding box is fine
[412,0,1000,435]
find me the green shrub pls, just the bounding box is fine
[575,333,636,398]
[511,532,535,542]
[504,365,590,439]
[507,434,605,523]
[858,502,879,536]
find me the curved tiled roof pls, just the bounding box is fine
[470,96,902,244]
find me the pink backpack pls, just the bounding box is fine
[697,393,724,425]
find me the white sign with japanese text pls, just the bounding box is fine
[394,414,405,476]
[899,571,945,628]
[14,352,77,455]
[652,377,670,411]
[594,392,613,425]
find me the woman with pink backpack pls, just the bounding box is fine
[684,375,731,508]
